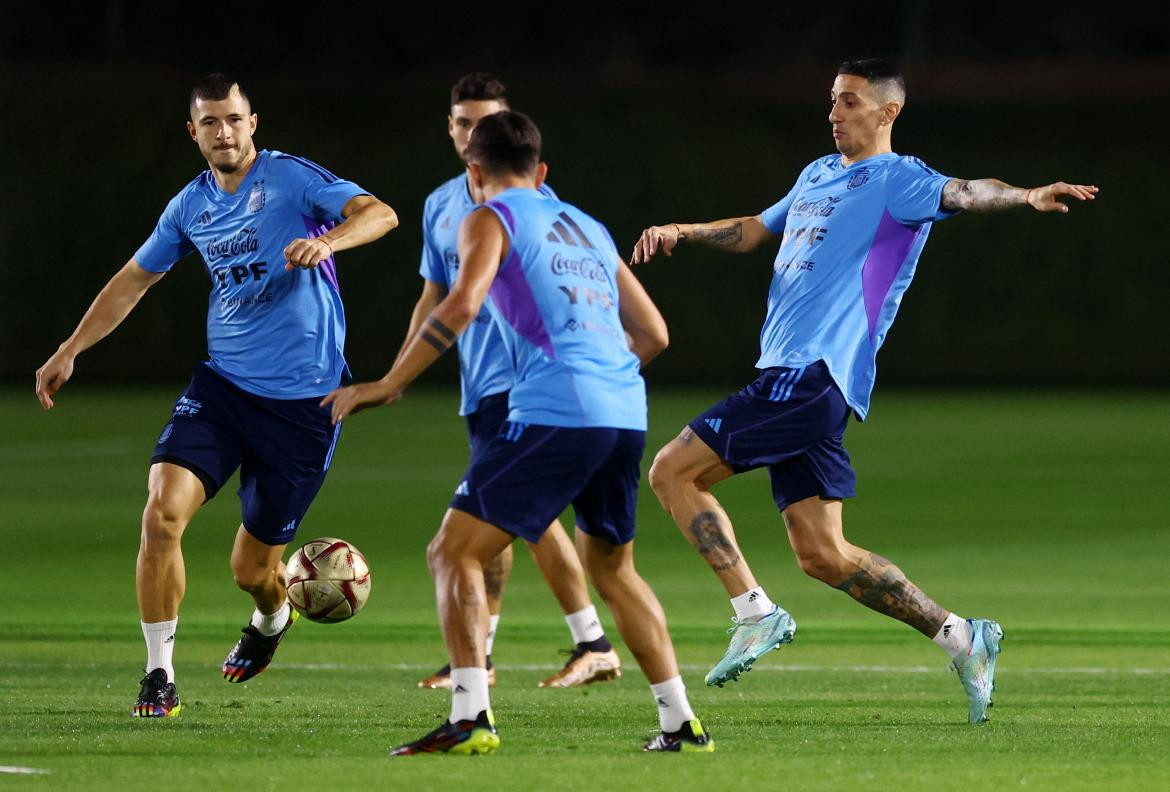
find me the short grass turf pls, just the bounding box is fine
[1,386,1168,790]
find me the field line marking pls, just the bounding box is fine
[0,766,51,775]
[263,662,1169,675]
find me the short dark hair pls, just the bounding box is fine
[465,111,541,178]
[837,59,906,103]
[450,72,508,108]
[190,73,250,112]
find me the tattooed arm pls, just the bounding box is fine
[941,179,1098,213]
[630,215,775,264]
[322,208,505,423]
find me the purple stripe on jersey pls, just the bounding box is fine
[302,216,340,293]
[861,209,922,339]
[486,199,517,235]
[489,248,556,359]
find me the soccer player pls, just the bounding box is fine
[324,111,713,754]
[34,74,397,718]
[408,73,620,691]
[631,58,1098,724]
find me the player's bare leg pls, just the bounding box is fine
[576,531,712,751]
[419,542,511,689]
[783,495,1003,722]
[137,463,204,622]
[648,427,758,596]
[222,527,296,683]
[133,462,203,717]
[528,520,622,687]
[649,428,795,686]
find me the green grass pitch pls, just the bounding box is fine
[1,386,1168,790]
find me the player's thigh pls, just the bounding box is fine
[230,524,287,575]
[782,496,849,559]
[432,507,519,568]
[651,426,735,489]
[143,462,207,537]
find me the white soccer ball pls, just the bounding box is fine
[285,538,371,623]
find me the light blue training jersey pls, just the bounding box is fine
[134,149,368,399]
[758,152,956,419]
[419,174,557,416]
[478,188,646,430]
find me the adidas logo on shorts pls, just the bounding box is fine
[454,481,470,497]
[704,417,723,433]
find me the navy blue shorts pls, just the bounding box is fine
[451,422,646,546]
[465,391,510,452]
[688,361,856,512]
[151,364,343,546]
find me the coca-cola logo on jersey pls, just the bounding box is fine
[550,252,607,283]
[207,227,260,263]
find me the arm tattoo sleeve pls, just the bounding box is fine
[941,178,1025,212]
[834,552,947,636]
[682,221,744,249]
[420,317,457,353]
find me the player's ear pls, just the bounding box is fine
[534,162,548,190]
[187,120,198,141]
[882,102,901,126]
[468,162,485,191]
[250,113,258,134]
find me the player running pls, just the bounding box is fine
[407,73,620,691]
[325,111,713,754]
[34,74,397,718]
[631,58,1098,724]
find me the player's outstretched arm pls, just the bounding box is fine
[284,195,398,270]
[615,260,669,366]
[322,208,504,424]
[941,179,1098,213]
[390,280,448,370]
[630,215,775,264]
[35,259,164,409]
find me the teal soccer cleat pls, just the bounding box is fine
[705,606,796,687]
[951,618,1004,724]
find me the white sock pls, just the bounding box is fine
[251,599,290,636]
[450,667,491,723]
[565,605,604,644]
[730,587,774,620]
[485,614,501,657]
[141,619,178,683]
[932,613,973,660]
[650,676,696,732]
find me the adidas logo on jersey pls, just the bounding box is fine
[545,212,595,248]
[704,417,723,433]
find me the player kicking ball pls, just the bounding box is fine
[325,111,712,754]
[405,73,620,691]
[35,75,397,718]
[632,58,1097,724]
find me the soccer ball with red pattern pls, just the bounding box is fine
[285,538,371,623]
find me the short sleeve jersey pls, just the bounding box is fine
[134,150,368,399]
[478,188,646,430]
[757,153,956,419]
[419,174,558,416]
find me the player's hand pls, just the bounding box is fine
[283,236,334,270]
[35,347,75,410]
[1026,183,1098,213]
[320,380,402,424]
[630,224,681,265]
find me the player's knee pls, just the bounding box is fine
[426,534,457,578]
[647,449,682,500]
[794,546,848,584]
[230,562,269,594]
[139,500,186,553]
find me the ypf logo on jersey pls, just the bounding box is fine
[247,180,267,214]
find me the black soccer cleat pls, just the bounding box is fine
[132,668,181,718]
[389,710,500,756]
[642,719,715,752]
[222,606,298,683]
